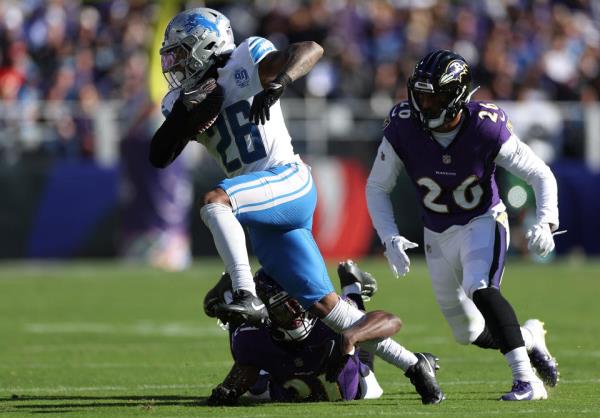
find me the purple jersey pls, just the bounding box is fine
[231,321,362,401]
[383,101,513,232]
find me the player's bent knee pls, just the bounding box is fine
[464,281,488,299]
[202,188,231,207]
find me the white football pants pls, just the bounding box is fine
[423,210,509,345]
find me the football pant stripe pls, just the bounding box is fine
[487,220,507,288]
[226,164,300,196]
[235,171,313,215]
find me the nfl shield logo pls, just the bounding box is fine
[442,154,452,165]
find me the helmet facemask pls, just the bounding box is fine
[254,269,316,343]
[160,35,216,90]
[266,291,317,342]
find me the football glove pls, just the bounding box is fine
[207,385,239,406]
[180,78,218,111]
[384,235,419,278]
[249,73,292,125]
[525,222,555,257]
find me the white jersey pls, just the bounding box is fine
[161,37,298,178]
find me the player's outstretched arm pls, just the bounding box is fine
[341,311,402,355]
[207,362,261,406]
[249,41,323,125]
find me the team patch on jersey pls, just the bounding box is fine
[439,60,468,85]
[234,68,250,87]
[442,154,452,164]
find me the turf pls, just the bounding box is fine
[1,257,599,417]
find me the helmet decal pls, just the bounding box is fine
[439,60,468,86]
[183,13,221,36]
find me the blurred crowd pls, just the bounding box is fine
[226,0,600,102]
[0,0,599,159]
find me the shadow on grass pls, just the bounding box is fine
[1,395,270,413]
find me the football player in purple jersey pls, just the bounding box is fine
[366,50,560,401]
[204,260,442,405]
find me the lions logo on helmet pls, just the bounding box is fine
[160,8,235,91]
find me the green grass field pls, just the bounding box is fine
[1,257,599,417]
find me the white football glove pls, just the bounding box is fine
[525,223,555,257]
[383,235,419,278]
[181,78,217,111]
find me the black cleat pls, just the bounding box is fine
[214,289,269,327]
[203,272,233,318]
[404,352,445,405]
[337,259,378,301]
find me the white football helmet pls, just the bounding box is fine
[160,8,235,90]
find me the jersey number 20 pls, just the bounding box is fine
[210,101,267,173]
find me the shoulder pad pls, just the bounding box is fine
[245,36,277,64]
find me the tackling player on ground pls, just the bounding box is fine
[204,260,393,404]
[366,50,560,401]
[150,8,444,404]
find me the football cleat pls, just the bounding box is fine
[337,260,378,301]
[404,352,445,404]
[523,319,559,387]
[214,289,269,327]
[499,380,547,401]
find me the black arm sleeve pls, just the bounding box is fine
[149,100,197,169]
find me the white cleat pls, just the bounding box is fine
[524,319,559,387]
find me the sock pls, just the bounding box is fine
[472,326,500,350]
[200,203,255,295]
[473,326,534,352]
[472,288,524,354]
[505,347,539,382]
[341,284,373,369]
[321,298,418,371]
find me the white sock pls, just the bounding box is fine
[521,326,534,352]
[504,347,539,382]
[200,203,255,295]
[321,298,418,371]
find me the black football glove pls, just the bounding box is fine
[249,73,292,125]
[207,385,239,406]
[181,78,218,111]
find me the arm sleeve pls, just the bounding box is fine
[495,134,559,229]
[365,137,404,243]
[149,100,192,168]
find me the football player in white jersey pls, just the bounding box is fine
[150,8,444,404]
[366,50,560,401]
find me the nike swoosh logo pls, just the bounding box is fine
[251,302,265,311]
[513,390,532,400]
